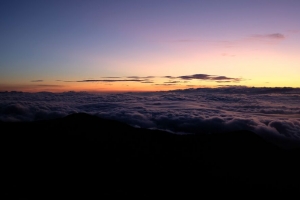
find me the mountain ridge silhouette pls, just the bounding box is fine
[2,113,300,198]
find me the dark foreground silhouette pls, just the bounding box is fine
[2,113,300,198]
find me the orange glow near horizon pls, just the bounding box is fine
[1,78,299,93]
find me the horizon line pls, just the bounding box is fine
[1,86,300,94]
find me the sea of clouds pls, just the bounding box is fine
[1,87,300,148]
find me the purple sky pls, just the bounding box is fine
[1,0,300,92]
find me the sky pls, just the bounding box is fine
[1,0,300,92]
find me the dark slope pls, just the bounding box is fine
[2,113,300,199]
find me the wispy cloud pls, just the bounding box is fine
[251,33,285,40]
[176,74,242,82]
[154,84,177,86]
[101,77,122,78]
[60,74,243,85]
[178,74,211,80]
[31,80,43,82]
[77,79,146,82]
[216,81,231,83]
[162,76,176,79]
[215,33,286,49]
[210,76,241,81]
[127,76,156,79]
[36,84,63,87]
[164,81,181,84]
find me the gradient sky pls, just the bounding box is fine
[1,0,300,92]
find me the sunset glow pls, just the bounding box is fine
[1,0,299,92]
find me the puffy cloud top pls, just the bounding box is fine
[1,87,300,148]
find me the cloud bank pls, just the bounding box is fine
[1,87,300,148]
[58,73,242,85]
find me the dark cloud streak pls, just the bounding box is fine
[31,80,43,82]
[102,77,121,78]
[59,74,242,84]
[164,81,181,84]
[252,33,285,40]
[178,74,242,82]
[77,79,146,82]
[36,85,63,87]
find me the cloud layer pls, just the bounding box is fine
[59,73,242,85]
[1,87,300,148]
